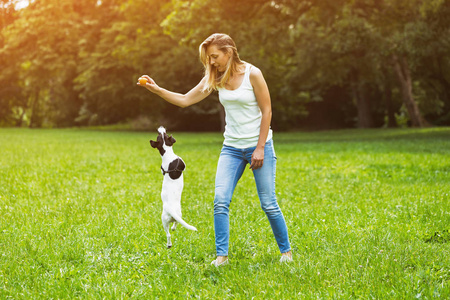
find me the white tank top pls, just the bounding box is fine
[217,63,273,148]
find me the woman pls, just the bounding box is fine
[138,33,292,266]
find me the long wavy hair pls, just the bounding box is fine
[199,33,243,92]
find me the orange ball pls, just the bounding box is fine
[139,78,147,86]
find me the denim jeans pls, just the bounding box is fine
[213,139,291,256]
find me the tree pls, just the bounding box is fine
[0,0,91,127]
[372,0,444,127]
[0,0,19,126]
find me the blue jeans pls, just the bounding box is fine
[214,139,291,256]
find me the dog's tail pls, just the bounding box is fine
[165,206,198,231]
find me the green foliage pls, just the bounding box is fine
[1,0,450,129]
[0,128,449,298]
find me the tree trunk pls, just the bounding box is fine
[383,76,396,128]
[351,72,373,128]
[29,89,40,128]
[385,87,396,128]
[16,109,26,127]
[392,54,426,127]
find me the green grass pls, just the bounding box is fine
[0,127,449,299]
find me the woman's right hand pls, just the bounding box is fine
[137,75,161,94]
[136,75,211,108]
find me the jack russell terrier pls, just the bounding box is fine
[150,126,197,248]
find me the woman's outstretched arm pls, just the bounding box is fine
[138,75,212,108]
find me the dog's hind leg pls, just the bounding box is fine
[164,223,172,248]
[165,229,172,248]
[162,213,172,248]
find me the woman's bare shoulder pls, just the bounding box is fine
[249,64,264,81]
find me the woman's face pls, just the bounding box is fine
[206,45,230,72]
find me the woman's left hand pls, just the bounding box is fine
[250,147,264,170]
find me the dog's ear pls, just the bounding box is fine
[165,135,176,146]
[150,140,159,148]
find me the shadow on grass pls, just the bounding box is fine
[275,128,450,144]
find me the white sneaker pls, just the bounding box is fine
[279,255,293,263]
[211,258,229,267]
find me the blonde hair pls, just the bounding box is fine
[199,33,243,92]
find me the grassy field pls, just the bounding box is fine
[0,127,449,299]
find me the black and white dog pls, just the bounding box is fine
[150,126,197,248]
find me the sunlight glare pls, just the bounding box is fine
[15,0,30,10]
